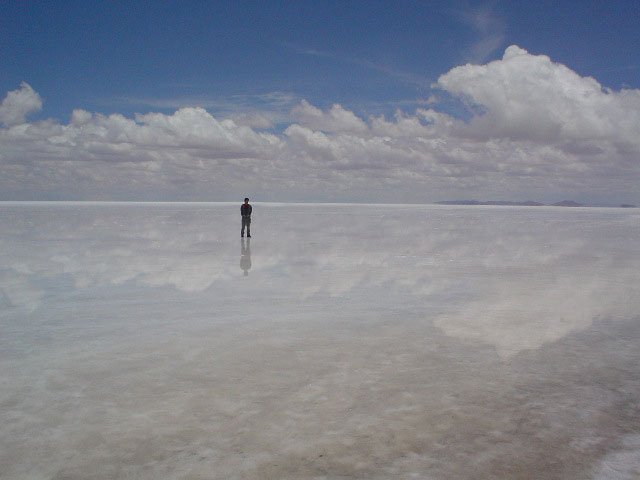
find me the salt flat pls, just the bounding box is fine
[1,202,639,479]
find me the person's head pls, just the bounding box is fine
[244,197,249,204]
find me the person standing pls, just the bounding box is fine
[241,197,252,237]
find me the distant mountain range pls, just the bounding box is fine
[436,200,637,208]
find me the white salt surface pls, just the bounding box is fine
[1,202,639,479]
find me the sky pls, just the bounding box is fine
[1,0,639,204]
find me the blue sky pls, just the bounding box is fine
[3,0,638,119]
[1,0,639,203]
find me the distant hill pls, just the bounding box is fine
[485,200,545,206]
[436,200,482,205]
[436,200,544,206]
[551,200,583,207]
[435,199,637,208]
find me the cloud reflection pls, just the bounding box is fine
[1,203,638,357]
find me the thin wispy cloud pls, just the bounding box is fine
[117,91,297,110]
[280,42,340,60]
[281,42,432,89]
[450,1,506,64]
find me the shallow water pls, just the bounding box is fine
[1,202,639,479]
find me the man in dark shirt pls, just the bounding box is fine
[241,197,252,237]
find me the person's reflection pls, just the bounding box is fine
[240,238,251,276]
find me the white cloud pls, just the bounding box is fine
[1,47,640,204]
[437,46,640,148]
[291,100,368,133]
[1,106,282,163]
[0,82,43,126]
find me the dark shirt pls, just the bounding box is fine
[241,204,252,217]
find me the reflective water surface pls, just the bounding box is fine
[1,202,639,479]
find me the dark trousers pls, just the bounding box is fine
[241,216,251,235]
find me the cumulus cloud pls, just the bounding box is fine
[230,112,275,129]
[0,103,285,200]
[291,100,368,133]
[1,106,281,163]
[1,46,640,203]
[437,46,640,148]
[0,82,42,126]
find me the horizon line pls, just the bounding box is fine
[0,200,636,209]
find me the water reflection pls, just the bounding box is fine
[240,238,251,276]
[1,203,640,479]
[1,203,639,356]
